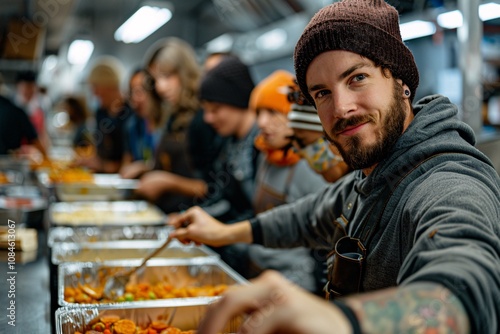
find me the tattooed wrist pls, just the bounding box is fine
[343,282,469,334]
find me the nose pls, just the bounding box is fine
[331,88,356,119]
[257,110,270,129]
[203,109,213,124]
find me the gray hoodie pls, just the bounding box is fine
[254,95,500,333]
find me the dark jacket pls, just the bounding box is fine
[254,95,500,334]
[0,95,37,154]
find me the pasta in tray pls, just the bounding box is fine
[50,202,165,226]
[51,209,163,226]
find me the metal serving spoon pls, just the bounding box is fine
[103,235,173,299]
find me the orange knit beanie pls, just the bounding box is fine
[249,70,295,115]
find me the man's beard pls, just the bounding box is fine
[325,82,407,170]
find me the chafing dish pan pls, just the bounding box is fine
[37,172,138,200]
[58,258,247,307]
[47,226,170,247]
[56,303,241,334]
[51,240,218,264]
[50,201,165,226]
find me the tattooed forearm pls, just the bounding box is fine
[343,282,469,334]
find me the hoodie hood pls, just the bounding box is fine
[358,95,493,194]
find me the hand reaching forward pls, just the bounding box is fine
[198,270,352,334]
[168,206,252,247]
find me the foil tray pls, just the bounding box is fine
[51,239,219,264]
[56,303,242,334]
[0,155,30,179]
[0,169,25,185]
[38,172,138,188]
[47,226,171,247]
[55,174,139,201]
[37,172,138,201]
[58,258,248,307]
[49,201,166,227]
[0,185,48,211]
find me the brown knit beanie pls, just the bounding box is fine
[294,0,419,103]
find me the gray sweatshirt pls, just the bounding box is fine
[254,95,500,333]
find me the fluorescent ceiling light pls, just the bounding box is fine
[115,5,172,44]
[67,40,94,65]
[43,55,58,71]
[206,34,234,53]
[479,2,500,21]
[437,3,500,29]
[400,20,436,41]
[437,10,462,29]
[256,28,287,50]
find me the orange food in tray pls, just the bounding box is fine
[49,167,94,183]
[31,157,70,171]
[64,282,228,304]
[73,315,197,334]
[0,172,8,184]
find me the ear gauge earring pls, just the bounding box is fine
[404,89,411,97]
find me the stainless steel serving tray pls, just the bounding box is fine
[37,171,138,201]
[49,201,166,227]
[0,185,47,211]
[55,174,139,201]
[0,185,48,226]
[0,155,30,180]
[47,226,170,247]
[0,169,25,185]
[56,303,242,334]
[58,258,248,307]
[51,239,219,264]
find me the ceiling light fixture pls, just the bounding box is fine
[206,33,234,53]
[67,39,94,65]
[114,4,172,44]
[479,2,500,21]
[256,28,288,50]
[437,10,462,29]
[400,20,436,41]
[437,2,500,29]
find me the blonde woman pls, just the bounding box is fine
[136,38,225,213]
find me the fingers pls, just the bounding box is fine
[198,271,289,334]
[167,209,192,228]
[198,285,267,334]
[169,227,189,241]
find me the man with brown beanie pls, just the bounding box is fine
[169,1,500,333]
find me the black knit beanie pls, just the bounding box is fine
[199,57,255,109]
[294,0,419,103]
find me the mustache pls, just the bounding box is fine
[332,115,375,134]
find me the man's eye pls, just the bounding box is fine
[352,74,366,82]
[315,90,328,99]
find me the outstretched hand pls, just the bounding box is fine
[168,206,232,247]
[197,270,352,334]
